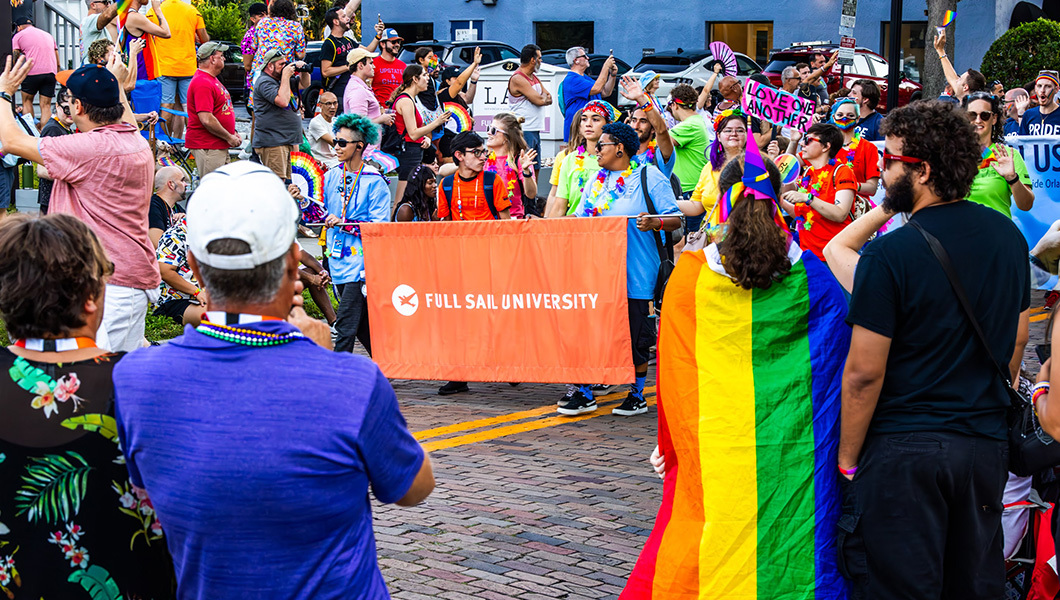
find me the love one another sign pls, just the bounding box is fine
[742,80,817,133]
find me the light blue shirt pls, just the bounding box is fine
[634,146,676,179]
[576,164,679,299]
[323,163,391,285]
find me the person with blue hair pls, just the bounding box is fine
[322,112,390,355]
[558,122,682,418]
[830,97,880,210]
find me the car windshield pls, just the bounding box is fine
[398,46,444,64]
[762,53,810,74]
[633,55,704,74]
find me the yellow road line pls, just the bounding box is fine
[422,394,658,452]
[1032,308,1048,316]
[413,386,656,441]
[1032,314,1051,323]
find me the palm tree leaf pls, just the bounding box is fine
[61,414,119,443]
[68,565,123,600]
[14,451,92,525]
[8,357,55,394]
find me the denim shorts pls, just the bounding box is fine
[158,76,192,104]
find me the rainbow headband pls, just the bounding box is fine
[713,107,745,133]
[582,100,619,123]
[1038,71,1060,89]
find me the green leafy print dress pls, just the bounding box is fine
[0,348,173,599]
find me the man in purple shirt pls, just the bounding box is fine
[113,161,434,600]
[343,47,395,132]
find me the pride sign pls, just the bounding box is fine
[743,80,816,133]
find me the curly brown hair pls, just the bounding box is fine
[268,0,297,21]
[716,158,790,290]
[0,214,114,340]
[880,100,981,202]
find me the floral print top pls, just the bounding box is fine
[247,17,306,110]
[155,215,196,306]
[0,349,174,599]
[240,25,257,89]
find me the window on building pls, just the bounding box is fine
[881,21,928,83]
[708,22,773,66]
[534,22,594,53]
[390,23,433,44]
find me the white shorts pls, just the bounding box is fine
[96,284,157,353]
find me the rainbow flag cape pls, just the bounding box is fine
[942,10,955,27]
[621,247,851,600]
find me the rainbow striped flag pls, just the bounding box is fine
[621,247,851,600]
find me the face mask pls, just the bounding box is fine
[832,115,857,130]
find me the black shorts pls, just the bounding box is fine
[153,298,197,325]
[21,73,56,98]
[628,298,654,366]
[396,143,423,180]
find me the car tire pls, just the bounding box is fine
[302,85,321,119]
[910,91,922,102]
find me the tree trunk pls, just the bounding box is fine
[922,0,959,98]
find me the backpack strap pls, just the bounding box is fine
[440,174,455,218]
[483,171,500,219]
[640,166,673,260]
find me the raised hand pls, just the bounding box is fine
[991,144,1017,180]
[933,30,946,56]
[619,74,647,104]
[519,149,537,172]
[0,55,33,95]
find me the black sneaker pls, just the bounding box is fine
[438,381,470,396]
[558,385,577,406]
[612,392,648,416]
[590,383,622,397]
[558,390,597,415]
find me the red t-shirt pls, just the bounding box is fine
[372,56,406,106]
[185,69,236,150]
[797,162,857,261]
[436,172,512,221]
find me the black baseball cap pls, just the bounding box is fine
[14,17,32,26]
[248,2,267,15]
[440,66,461,82]
[66,64,120,107]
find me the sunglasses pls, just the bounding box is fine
[804,135,821,145]
[597,141,620,150]
[966,110,994,122]
[882,152,924,168]
[486,125,506,136]
[334,138,362,148]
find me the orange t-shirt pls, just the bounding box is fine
[798,162,857,261]
[437,172,512,221]
[148,0,205,78]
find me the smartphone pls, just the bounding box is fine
[377,13,382,22]
[1037,343,1052,365]
[609,49,613,56]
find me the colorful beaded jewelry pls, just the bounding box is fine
[196,321,305,347]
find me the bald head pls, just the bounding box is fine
[318,91,338,118]
[155,166,183,191]
[719,76,742,102]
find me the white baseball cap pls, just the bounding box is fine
[186,162,299,270]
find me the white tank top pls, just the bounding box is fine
[508,71,545,132]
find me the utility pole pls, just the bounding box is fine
[887,0,902,110]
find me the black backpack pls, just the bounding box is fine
[379,94,409,156]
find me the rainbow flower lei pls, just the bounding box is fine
[581,164,634,217]
[486,152,520,198]
[836,131,862,168]
[792,158,837,230]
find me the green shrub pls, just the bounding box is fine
[981,19,1060,89]
[198,1,245,44]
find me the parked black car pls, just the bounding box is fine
[399,40,520,68]
[540,51,633,106]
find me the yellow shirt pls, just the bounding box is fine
[549,149,569,187]
[690,163,720,220]
[148,0,205,78]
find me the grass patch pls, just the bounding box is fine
[0,288,337,348]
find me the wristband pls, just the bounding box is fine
[838,464,857,476]
[639,101,655,112]
[1033,382,1050,405]
[0,92,12,104]
[1006,174,1020,185]
[470,79,479,85]
[522,169,533,177]
[653,218,662,231]
[938,54,948,60]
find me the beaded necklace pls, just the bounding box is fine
[338,162,366,234]
[572,144,596,195]
[196,313,304,347]
[580,163,634,217]
[454,173,482,221]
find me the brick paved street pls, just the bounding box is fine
[373,377,661,600]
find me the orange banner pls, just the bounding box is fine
[361,217,633,384]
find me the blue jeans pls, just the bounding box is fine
[0,165,16,209]
[158,76,192,104]
[524,130,541,169]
